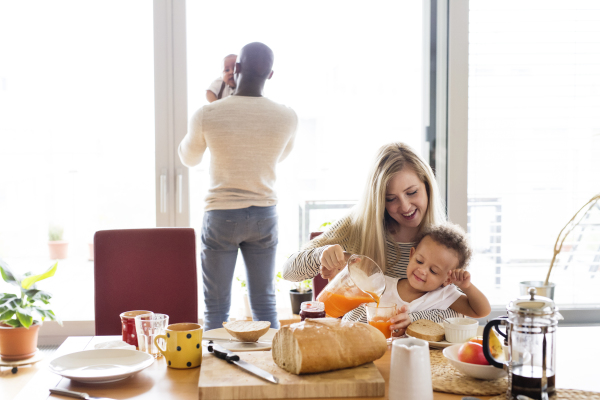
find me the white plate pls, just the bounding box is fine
[49,349,154,383]
[407,324,485,348]
[202,327,277,352]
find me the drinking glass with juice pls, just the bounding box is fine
[366,302,397,341]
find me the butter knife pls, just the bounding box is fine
[49,388,116,400]
[207,341,279,384]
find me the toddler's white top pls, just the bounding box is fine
[380,275,462,313]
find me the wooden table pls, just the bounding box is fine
[9,326,600,400]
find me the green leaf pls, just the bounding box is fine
[0,258,21,287]
[0,309,15,321]
[16,308,33,329]
[25,290,52,304]
[4,319,21,327]
[4,297,21,311]
[21,262,58,290]
[0,294,17,307]
[37,308,56,321]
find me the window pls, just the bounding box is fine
[467,0,600,308]
[0,1,155,321]
[186,0,425,317]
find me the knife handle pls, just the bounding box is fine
[208,343,240,363]
[49,388,89,399]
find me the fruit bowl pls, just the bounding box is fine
[443,344,508,380]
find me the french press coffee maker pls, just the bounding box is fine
[483,288,559,400]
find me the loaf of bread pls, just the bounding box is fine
[406,319,445,342]
[223,321,270,342]
[272,318,387,374]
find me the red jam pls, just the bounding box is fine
[299,301,326,321]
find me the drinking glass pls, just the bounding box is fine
[120,310,153,348]
[135,313,169,358]
[366,302,397,342]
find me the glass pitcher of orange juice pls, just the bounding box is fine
[316,254,386,318]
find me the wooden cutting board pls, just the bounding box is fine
[198,350,385,399]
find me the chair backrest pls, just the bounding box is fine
[309,232,329,300]
[94,228,198,336]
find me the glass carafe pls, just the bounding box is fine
[483,288,559,400]
[316,254,386,318]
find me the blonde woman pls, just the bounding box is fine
[282,142,461,336]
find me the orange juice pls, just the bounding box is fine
[369,317,392,339]
[317,290,380,318]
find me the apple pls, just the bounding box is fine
[457,342,489,365]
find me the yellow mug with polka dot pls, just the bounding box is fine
[154,323,203,369]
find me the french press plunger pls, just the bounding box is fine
[483,288,559,400]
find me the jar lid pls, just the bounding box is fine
[507,287,557,316]
[300,301,324,311]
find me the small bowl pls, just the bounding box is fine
[443,344,507,380]
[443,317,478,343]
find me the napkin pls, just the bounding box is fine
[94,340,136,350]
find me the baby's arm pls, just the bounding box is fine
[206,90,218,103]
[448,270,491,318]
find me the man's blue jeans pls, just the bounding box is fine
[200,206,280,331]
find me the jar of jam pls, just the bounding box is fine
[300,301,326,321]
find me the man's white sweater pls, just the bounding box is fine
[179,95,298,211]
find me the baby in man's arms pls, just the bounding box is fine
[382,223,491,320]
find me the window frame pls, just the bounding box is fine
[444,0,600,324]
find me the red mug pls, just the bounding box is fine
[120,310,153,348]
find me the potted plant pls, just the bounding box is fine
[0,259,60,360]
[289,278,313,315]
[48,224,68,259]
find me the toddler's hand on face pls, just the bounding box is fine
[449,269,471,289]
[389,305,410,337]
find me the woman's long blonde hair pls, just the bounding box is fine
[314,142,447,271]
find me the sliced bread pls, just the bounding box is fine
[222,320,271,342]
[406,319,445,342]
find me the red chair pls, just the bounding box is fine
[309,232,329,300]
[93,228,198,336]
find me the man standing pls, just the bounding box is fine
[179,42,297,330]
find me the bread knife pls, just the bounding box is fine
[207,341,279,384]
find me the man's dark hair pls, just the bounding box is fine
[238,42,274,79]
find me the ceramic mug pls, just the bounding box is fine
[154,323,203,369]
[120,310,153,348]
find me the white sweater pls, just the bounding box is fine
[179,96,298,211]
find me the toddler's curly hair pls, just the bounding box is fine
[413,223,472,270]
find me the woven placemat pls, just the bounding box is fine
[430,349,507,396]
[490,389,600,399]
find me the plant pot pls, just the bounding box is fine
[519,281,556,300]
[289,289,313,315]
[0,322,41,361]
[48,241,68,259]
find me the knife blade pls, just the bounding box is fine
[207,341,279,384]
[202,337,271,344]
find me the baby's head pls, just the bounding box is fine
[406,223,472,292]
[222,54,237,88]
